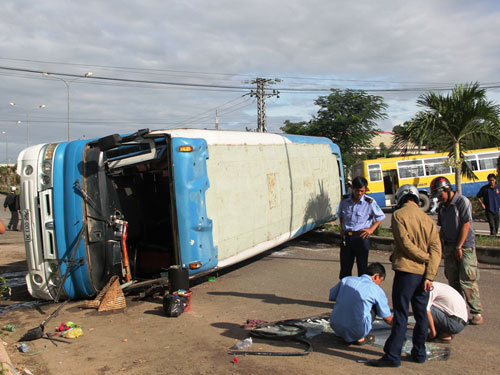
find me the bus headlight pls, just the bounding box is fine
[42,175,51,186]
[48,274,62,287]
[47,262,59,273]
[42,161,52,174]
[33,274,43,285]
[24,165,33,176]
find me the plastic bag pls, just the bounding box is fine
[231,337,253,350]
[63,327,84,338]
[163,294,188,317]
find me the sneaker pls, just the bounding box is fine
[470,314,484,325]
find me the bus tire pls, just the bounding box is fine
[418,193,431,212]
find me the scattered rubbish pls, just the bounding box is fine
[82,276,126,312]
[2,324,16,332]
[173,290,192,312]
[231,337,253,350]
[162,293,188,317]
[18,343,29,353]
[231,357,239,365]
[19,300,69,342]
[240,319,268,329]
[24,369,34,375]
[368,319,450,361]
[63,327,84,339]
[208,276,216,282]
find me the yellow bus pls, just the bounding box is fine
[351,147,500,211]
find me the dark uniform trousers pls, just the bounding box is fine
[383,271,429,365]
[339,232,370,279]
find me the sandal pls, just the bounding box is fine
[352,334,375,346]
[427,336,453,344]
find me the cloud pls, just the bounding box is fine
[1,0,500,161]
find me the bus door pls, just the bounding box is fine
[383,169,399,206]
[85,129,181,282]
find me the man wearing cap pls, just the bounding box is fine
[337,176,385,279]
[430,176,483,326]
[476,173,500,236]
[3,186,19,231]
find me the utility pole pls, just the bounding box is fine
[215,109,219,130]
[248,78,280,132]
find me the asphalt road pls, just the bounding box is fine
[1,210,500,373]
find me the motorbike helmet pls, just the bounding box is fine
[430,176,452,198]
[395,184,420,208]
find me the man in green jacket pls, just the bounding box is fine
[366,185,441,367]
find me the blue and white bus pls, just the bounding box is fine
[17,128,344,301]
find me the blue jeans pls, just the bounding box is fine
[383,271,429,365]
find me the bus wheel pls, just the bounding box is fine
[418,193,431,212]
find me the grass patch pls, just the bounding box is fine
[322,223,500,247]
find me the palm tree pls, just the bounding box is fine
[393,82,500,194]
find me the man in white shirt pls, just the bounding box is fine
[427,281,468,343]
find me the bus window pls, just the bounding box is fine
[367,164,382,182]
[424,157,451,176]
[465,155,479,171]
[397,159,425,178]
[478,152,500,170]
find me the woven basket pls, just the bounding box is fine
[98,277,127,312]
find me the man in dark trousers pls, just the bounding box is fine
[477,173,500,236]
[366,184,441,367]
[337,176,385,279]
[3,186,19,231]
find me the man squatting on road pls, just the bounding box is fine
[366,184,441,367]
[328,262,393,345]
[427,281,468,343]
[431,176,484,325]
[337,176,385,279]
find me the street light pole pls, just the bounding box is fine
[1,131,7,164]
[9,103,46,147]
[42,72,92,141]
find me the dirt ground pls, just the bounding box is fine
[2,207,500,374]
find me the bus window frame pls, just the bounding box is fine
[397,159,425,179]
[367,163,383,182]
[423,156,452,176]
[477,151,500,171]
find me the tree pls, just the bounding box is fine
[393,82,500,194]
[281,89,387,172]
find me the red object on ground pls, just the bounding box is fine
[232,358,239,365]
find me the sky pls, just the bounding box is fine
[1,0,500,163]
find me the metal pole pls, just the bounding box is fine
[26,112,30,147]
[66,83,71,141]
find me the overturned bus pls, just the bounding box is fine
[17,128,344,301]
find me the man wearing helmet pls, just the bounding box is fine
[337,176,386,280]
[366,184,441,367]
[430,176,483,326]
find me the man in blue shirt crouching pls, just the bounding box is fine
[329,262,393,345]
